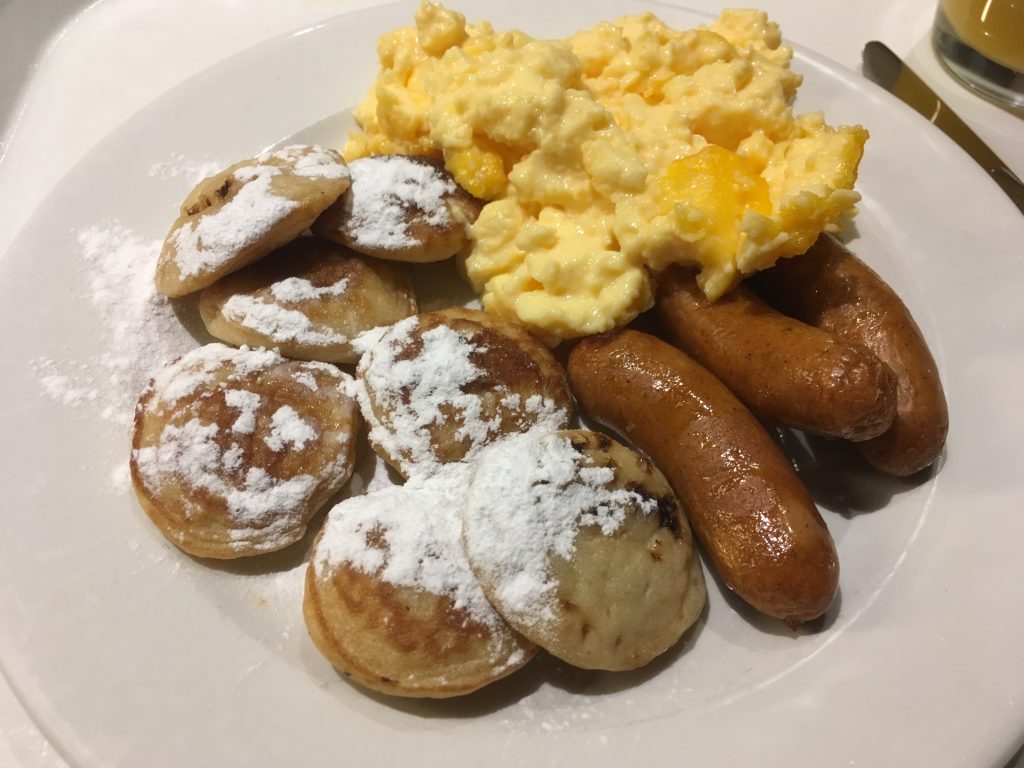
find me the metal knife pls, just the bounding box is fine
[862,40,1024,216]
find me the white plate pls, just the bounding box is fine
[2,1,1023,765]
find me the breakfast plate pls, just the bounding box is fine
[1,0,1023,766]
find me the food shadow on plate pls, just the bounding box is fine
[834,218,860,244]
[409,258,479,312]
[170,294,218,346]
[701,550,843,637]
[191,442,385,576]
[535,599,708,697]
[354,657,548,718]
[773,425,934,518]
[355,602,709,718]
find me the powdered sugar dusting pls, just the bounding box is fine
[257,144,350,181]
[294,371,319,391]
[264,405,318,451]
[31,359,100,407]
[353,316,566,476]
[221,294,351,347]
[314,463,503,633]
[132,416,317,543]
[227,468,317,527]
[224,389,262,434]
[270,275,349,302]
[31,224,195,434]
[342,156,456,250]
[133,344,353,552]
[170,164,299,278]
[218,270,351,348]
[462,431,658,629]
[148,154,226,184]
[149,344,280,405]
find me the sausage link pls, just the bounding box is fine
[754,235,948,477]
[656,265,897,441]
[567,330,838,625]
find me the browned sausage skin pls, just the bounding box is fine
[568,330,838,626]
[754,235,948,477]
[656,265,897,442]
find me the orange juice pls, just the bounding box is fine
[940,0,1024,72]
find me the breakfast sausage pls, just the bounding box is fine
[656,265,897,441]
[567,330,838,625]
[753,235,948,477]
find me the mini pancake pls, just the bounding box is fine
[198,236,417,364]
[353,307,573,477]
[303,468,536,698]
[130,344,360,559]
[462,429,707,671]
[157,145,351,297]
[313,155,483,263]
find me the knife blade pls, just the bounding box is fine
[862,40,1024,216]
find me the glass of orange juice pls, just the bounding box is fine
[932,0,1024,107]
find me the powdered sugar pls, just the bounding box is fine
[257,144,351,181]
[134,418,236,514]
[31,223,195,433]
[170,164,299,278]
[352,316,567,476]
[149,344,281,405]
[220,272,352,348]
[360,319,487,465]
[314,463,503,632]
[224,389,262,434]
[270,275,349,302]
[293,371,319,391]
[461,431,658,629]
[342,155,456,250]
[264,405,318,451]
[221,295,350,347]
[31,359,99,407]
[226,468,317,527]
[148,154,226,184]
[132,415,318,540]
[167,143,348,279]
[133,344,353,551]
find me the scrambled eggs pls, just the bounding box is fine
[346,2,868,340]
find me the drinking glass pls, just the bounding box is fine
[932,0,1024,108]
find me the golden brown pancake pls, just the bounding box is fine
[198,236,417,364]
[130,344,360,558]
[157,145,351,297]
[353,307,573,477]
[303,468,536,697]
[313,155,483,263]
[462,429,706,671]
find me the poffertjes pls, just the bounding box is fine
[353,307,573,476]
[304,467,536,697]
[462,429,706,670]
[198,236,417,364]
[313,155,483,263]
[157,145,351,297]
[131,344,360,559]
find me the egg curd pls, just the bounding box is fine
[345,2,868,340]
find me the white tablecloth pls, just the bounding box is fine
[0,1,1020,765]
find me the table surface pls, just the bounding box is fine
[0,1,1021,766]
